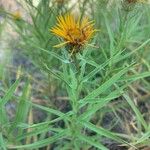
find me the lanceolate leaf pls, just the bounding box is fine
[78,134,109,150]
[81,121,136,149]
[9,80,31,134]
[0,79,20,125]
[82,65,132,101]
[8,130,67,149]
[1,78,20,106]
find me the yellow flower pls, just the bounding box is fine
[51,14,96,53]
[12,11,22,20]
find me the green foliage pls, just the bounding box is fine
[1,0,150,149]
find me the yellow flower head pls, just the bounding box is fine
[51,14,96,53]
[12,11,22,20]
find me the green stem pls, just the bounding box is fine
[67,59,81,149]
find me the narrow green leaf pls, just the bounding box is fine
[8,130,66,149]
[103,12,115,53]
[82,51,122,83]
[16,126,63,141]
[0,133,7,150]
[115,38,150,63]
[43,63,70,86]
[81,121,135,148]
[78,134,109,150]
[119,71,150,82]
[82,65,131,101]
[0,79,20,125]
[79,87,124,120]
[1,78,20,105]
[82,60,109,83]
[31,102,66,117]
[123,93,148,130]
[9,80,31,135]
[19,111,73,130]
[81,121,123,142]
[37,47,70,63]
[79,87,123,106]
[0,105,8,125]
[133,130,150,145]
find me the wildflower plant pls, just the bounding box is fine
[1,0,150,150]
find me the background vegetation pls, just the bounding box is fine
[1,0,150,149]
